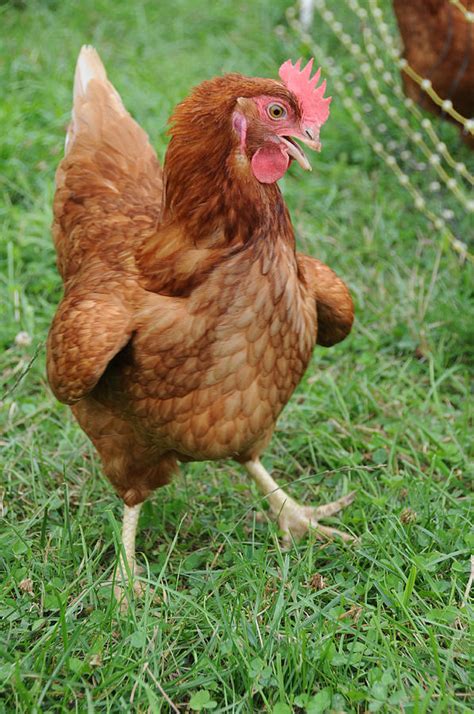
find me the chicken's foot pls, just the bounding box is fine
[245,459,355,546]
[114,502,144,606]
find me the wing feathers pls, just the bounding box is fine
[297,254,354,347]
[47,289,133,404]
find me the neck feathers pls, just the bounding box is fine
[162,74,295,249]
[138,75,297,296]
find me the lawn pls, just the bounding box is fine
[1,0,473,711]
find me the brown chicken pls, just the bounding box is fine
[393,0,474,148]
[47,47,355,596]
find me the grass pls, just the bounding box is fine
[1,0,473,711]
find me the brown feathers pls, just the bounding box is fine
[297,256,354,347]
[393,0,474,148]
[47,52,353,506]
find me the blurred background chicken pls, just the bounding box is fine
[393,0,474,148]
[47,47,354,597]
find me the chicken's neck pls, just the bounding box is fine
[162,132,295,251]
[139,92,300,296]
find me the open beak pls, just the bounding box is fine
[279,127,322,172]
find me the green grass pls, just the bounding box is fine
[1,0,473,711]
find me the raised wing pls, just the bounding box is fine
[297,254,354,347]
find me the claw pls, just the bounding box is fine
[245,459,356,547]
[278,494,356,546]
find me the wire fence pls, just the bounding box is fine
[286,0,474,263]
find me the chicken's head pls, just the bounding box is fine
[232,58,331,184]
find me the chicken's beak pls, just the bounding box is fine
[279,126,322,172]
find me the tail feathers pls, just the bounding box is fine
[74,45,106,94]
[66,45,127,153]
[54,46,163,283]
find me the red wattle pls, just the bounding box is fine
[251,146,289,184]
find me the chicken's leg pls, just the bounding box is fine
[114,502,144,603]
[245,459,355,546]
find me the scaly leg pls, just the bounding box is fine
[245,459,355,546]
[114,502,144,604]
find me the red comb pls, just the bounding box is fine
[279,58,331,126]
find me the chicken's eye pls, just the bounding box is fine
[267,103,287,120]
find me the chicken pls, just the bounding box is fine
[47,47,355,597]
[393,0,474,148]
